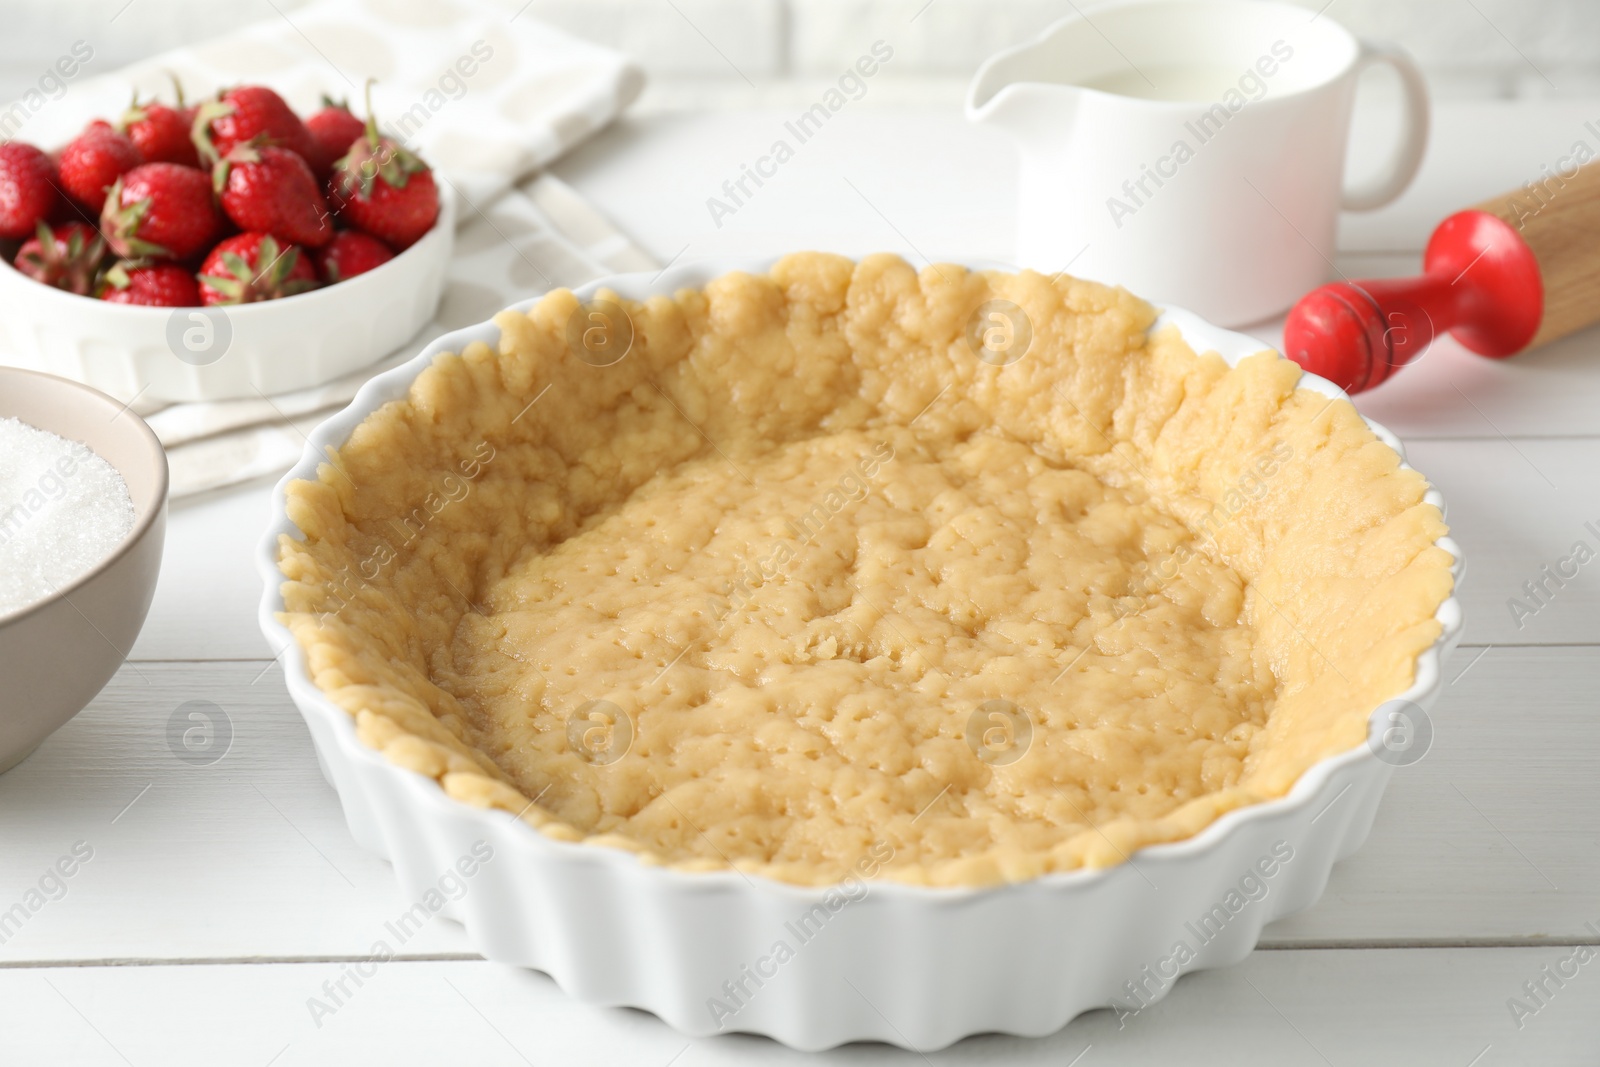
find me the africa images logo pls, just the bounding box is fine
[1104,39,1295,228]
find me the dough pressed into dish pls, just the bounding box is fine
[277,253,1453,887]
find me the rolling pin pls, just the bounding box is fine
[1283,159,1600,392]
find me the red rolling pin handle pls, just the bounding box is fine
[1283,210,1544,393]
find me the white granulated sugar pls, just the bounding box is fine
[0,417,136,615]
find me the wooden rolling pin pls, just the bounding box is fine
[1283,159,1600,392]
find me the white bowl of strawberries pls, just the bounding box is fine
[0,84,452,403]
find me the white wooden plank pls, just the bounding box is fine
[1348,323,1600,443]
[130,481,276,662]
[1264,645,1600,945]
[2,648,1595,966]
[1403,438,1600,647]
[2,948,1595,1065]
[0,662,473,965]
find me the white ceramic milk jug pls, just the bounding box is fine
[967,0,1429,326]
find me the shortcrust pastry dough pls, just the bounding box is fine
[278,253,1453,887]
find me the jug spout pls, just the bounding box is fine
[965,42,1082,146]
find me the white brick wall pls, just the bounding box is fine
[4,0,1598,103]
[787,0,1066,75]
[0,0,317,100]
[514,0,786,78]
[535,0,1600,98]
[1322,0,1600,68]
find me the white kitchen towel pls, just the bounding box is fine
[23,0,646,209]
[11,0,652,498]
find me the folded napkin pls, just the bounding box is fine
[12,0,652,498]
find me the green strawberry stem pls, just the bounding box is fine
[334,79,428,198]
[191,99,234,168]
[100,177,172,259]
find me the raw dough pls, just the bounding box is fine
[278,253,1453,887]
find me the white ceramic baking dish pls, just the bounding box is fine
[0,186,454,405]
[257,257,1463,1052]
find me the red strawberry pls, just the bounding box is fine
[198,232,317,304]
[14,221,107,295]
[121,97,200,168]
[0,143,61,239]
[328,122,438,249]
[99,261,201,306]
[215,142,331,249]
[315,229,393,283]
[193,86,317,167]
[58,124,144,214]
[305,97,365,178]
[101,163,224,261]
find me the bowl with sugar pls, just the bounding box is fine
[0,367,167,772]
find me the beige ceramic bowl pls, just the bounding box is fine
[0,368,168,772]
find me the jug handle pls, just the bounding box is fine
[1342,40,1430,212]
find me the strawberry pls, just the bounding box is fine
[215,142,332,249]
[99,261,201,306]
[14,221,107,295]
[328,122,438,249]
[304,97,365,178]
[193,86,317,167]
[198,232,317,304]
[0,143,60,239]
[315,229,393,283]
[58,124,144,213]
[101,162,224,261]
[121,96,200,168]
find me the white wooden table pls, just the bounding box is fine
[3,99,1599,1065]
